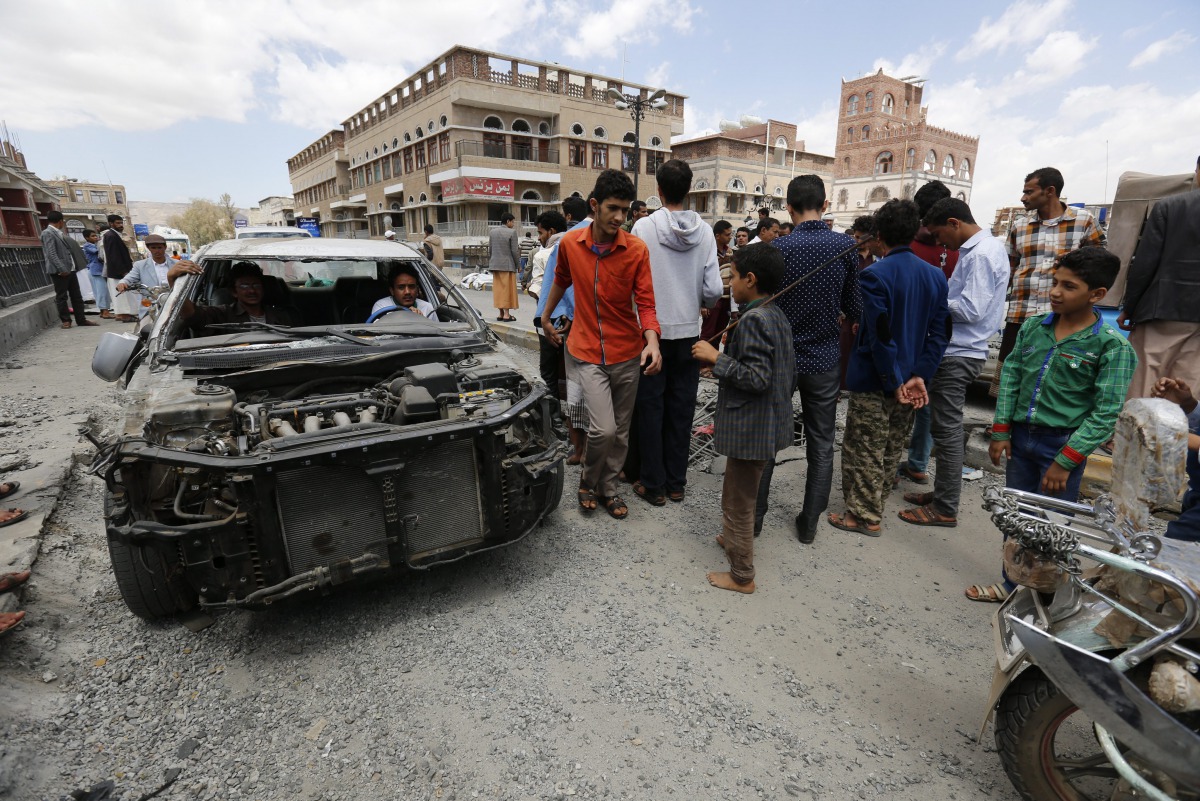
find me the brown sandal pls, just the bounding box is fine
[897,504,957,527]
[667,490,685,503]
[602,495,628,519]
[577,485,597,511]
[632,481,665,506]
[902,491,933,506]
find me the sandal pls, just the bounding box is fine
[667,490,685,503]
[632,481,666,507]
[897,504,957,527]
[0,508,28,529]
[903,491,933,506]
[827,511,881,537]
[0,570,30,593]
[577,485,597,512]
[898,464,929,483]
[0,481,18,501]
[602,495,628,519]
[965,583,1010,603]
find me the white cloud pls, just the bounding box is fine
[1129,31,1195,68]
[645,61,672,90]
[873,42,947,79]
[955,0,1071,60]
[792,103,838,158]
[1024,30,1098,75]
[0,0,547,133]
[559,0,697,61]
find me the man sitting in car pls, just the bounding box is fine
[370,263,436,321]
[168,260,300,331]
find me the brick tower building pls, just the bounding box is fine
[829,70,978,228]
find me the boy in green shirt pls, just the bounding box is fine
[969,247,1136,602]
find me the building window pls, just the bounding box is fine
[483,115,503,130]
[959,158,971,180]
[114,190,124,204]
[90,190,108,204]
[570,122,584,136]
[650,136,663,147]
[538,121,550,136]
[725,192,741,214]
[403,148,413,173]
[404,132,411,143]
[569,140,587,167]
[414,127,423,139]
[865,91,874,112]
[621,148,637,172]
[440,133,450,162]
[837,188,849,209]
[512,118,531,133]
[906,148,916,170]
[382,159,391,179]
[366,166,373,186]
[512,136,532,160]
[942,154,956,177]
[415,146,425,169]
[591,143,608,169]
[440,115,448,128]
[924,150,937,172]
[593,126,607,140]
[882,94,894,114]
[392,154,402,175]
[646,150,664,175]
[428,139,438,166]
[846,127,854,144]
[693,194,708,213]
[869,186,890,204]
[847,95,859,115]
[875,151,893,175]
[427,120,435,134]
[484,131,506,158]
[392,138,399,148]
[622,131,636,144]
[374,162,382,182]
[862,125,870,141]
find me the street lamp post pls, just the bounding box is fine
[607,88,668,201]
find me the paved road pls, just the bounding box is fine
[0,315,1018,800]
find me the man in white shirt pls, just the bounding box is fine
[370,263,435,321]
[118,234,176,318]
[898,198,1009,527]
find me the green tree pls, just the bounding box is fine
[168,198,234,248]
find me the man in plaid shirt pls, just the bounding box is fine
[991,167,1105,397]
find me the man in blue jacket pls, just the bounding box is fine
[829,199,950,536]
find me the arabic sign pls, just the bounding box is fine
[442,177,514,200]
[296,217,321,237]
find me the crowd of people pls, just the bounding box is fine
[519,156,1200,596]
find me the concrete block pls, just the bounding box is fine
[0,290,57,358]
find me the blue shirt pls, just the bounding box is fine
[770,220,861,374]
[535,219,587,321]
[84,241,104,276]
[944,229,1009,360]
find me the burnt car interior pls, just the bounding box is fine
[94,252,566,624]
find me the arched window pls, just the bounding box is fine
[942,154,956,177]
[427,120,435,133]
[728,178,745,191]
[440,115,448,128]
[906,148,916,170]
[403,132,411,143]
[959,158,971,180]
[882,94,894,115]
[695,179,709,190]
[407,195,414,205]
[843,156,850,176]
[622,131,636,144]
[418,192,428,202]
[390,202,401,211]
[538,121,550,136]
[865,91,874,112]
[645,196,661,210]
[862,125,870,140]
[847,94,859,115]
[775,135,787,165]
[483,115,503,129]
[392,138,399,148]
[570,191,582,198]
[649,135,663,147]
[414,127,423,139]
[570,122,584,136]
[875,151,894,175]
[837,188,849,209]
[522,189,541,201]
[372,147,378,156]
[511,118,531,133]
[924,150,937,172]
[846,127,855,143]
[956,191,967,200]
[593,126,607,139]
[869,186,890,204]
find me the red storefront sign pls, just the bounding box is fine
[442,176,515,200]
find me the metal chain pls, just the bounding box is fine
[983,488,1082,575]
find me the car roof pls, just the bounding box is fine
[197,237,426,260]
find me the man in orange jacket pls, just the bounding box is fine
[540,170,662,520]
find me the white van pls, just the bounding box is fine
[234,225,313,240]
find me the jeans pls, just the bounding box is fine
[756,367,840,537]
[929,356,985,517]
[1005,424,1087,501]
[89,273,111,311]
[903,405,933,473]
[635,337,700,493]
[52,271,86,324]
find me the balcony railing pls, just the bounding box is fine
[0,246,52,306]
[455,140,559,164]
[409,220,541,240]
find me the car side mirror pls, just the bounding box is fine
[92,331,141,382]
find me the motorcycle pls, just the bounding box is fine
[982,485,1200,801]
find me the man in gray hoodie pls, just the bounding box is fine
[629,159,722,505]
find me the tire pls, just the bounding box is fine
[106,492,197,621]
[994,669,1135,801]
[543,462,565,516]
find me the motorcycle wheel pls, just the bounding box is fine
[994,669,1121,801]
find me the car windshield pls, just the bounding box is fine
[163,256,486,355]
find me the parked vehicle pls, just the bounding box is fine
[983,485,1200,800]
[233,225,313,240]
[88,238,565,625]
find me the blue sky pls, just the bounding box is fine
[3,0,1196,223]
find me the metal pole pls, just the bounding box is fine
[632,104,642,201]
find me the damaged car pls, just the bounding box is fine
[89,238,566,623]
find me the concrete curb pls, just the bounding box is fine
[489,321,539,352]
[0,291,57,358]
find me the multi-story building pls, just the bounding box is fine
[286,45,685,245]
[0,139,59,307]
[828,70,978,228]
[670,120,835,228]
[45,178,131,236]
[248,195,296,227]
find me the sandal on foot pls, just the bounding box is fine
[903,491,933,506]
[667,490,685,503]
[632,481,666,507]
[898,504,957,527]
[0,481,19,501]
[577,486,597,512]
[0,611,25,635]
[0,508,28,529]
[0,570,30,593]
[602,495,628,519]
[827,511,881,537]
[965,583,1010,603]
[898,465,929,483]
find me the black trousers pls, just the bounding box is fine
[52,271,87,324]
[634,336,700,493]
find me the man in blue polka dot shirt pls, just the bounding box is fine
[755,174,862,544]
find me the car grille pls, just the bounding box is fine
[276,466,390,574]
[389,439,486,560]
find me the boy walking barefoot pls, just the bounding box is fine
[692,244,796,593]
[970,247,1136,602]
